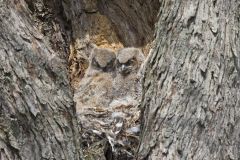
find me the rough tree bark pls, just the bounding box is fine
[0,1,82,159]
[97,0,160,47]
[138,0,240,159]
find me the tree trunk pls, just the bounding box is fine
[138,0,240,159]
[0,1,82,159]
[3,0,238,159]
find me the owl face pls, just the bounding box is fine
[116,56,137,76]
[90,48,116,72]
[116,48,144,76]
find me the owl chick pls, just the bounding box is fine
[112,47,145,99]
[86,47,116,76]
[74,46,117,121]
[116,47,144,76]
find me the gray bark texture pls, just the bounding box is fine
[68,0,159,46]
[97,0,160,47]
[0,1,82,159]
[138,0,240,160]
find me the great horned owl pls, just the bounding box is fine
[116,47,144,75]
[112,47,145,99]
[74,46,116,121]
[73,46,117,158]
[86,47,116,76]
[107,47,145,157]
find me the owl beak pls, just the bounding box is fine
[121,65,126,71]
[120,64,131,75]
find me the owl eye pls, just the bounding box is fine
[92,59,97,66]
[105,59,114,69]
[92,58,101,68]
[126,58,136,66]
[116,60,121,67]
[128,59,134,64]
